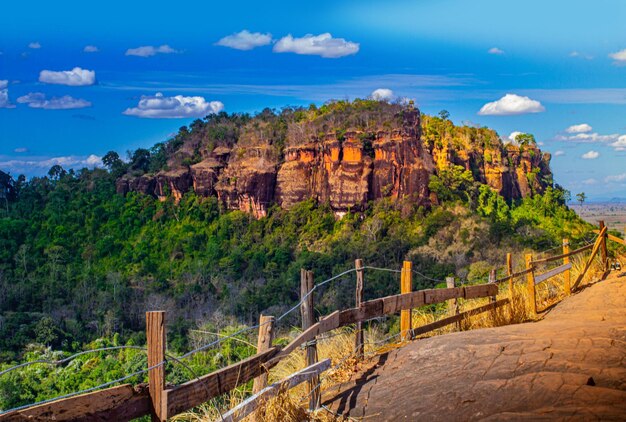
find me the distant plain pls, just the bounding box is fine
[573,202,626,236]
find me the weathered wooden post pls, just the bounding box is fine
[301,269,320,411]
[599,221,608,272]
[506,253,513,299]
[446,276,460,331]
[563,239,571,296]
[400,260,413,341]
[354,259,365,360]
[525,254,537,317]
[146,311,166,422]
[253,315,275,394]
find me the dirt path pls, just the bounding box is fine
[322,275,626,421]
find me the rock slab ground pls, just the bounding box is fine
[322,276,626,421]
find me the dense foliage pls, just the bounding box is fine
[0,103,594,410]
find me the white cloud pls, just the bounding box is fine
[125,45,179,57]
[28,42,41,49]
[560,132,620,143]
[478,93,545,115]
[17,92,91,109]
[273,33,359,58]
[565,123,592,133]
[370,88,394,101]
[0,80,15,108]
[39,67,96,86]
[83,45,99,53]
[581,150,599,159]
[605,173,626,183]
[554,150,565,157]
[608,49,626,63]
[582,178,597,185]
[488,47,504,55]
[0,155,102,174]
[609,135,626,150]
[123,92,224,119]
[215,30,272,50]
[14,148,28,153]
[504,131,524,145]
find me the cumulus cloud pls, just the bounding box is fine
[28,42,41,49]
[17,92,91,109]
[582,178,597,185]
[488,47,504,55]
[370,88,394,101]
[609,49,626,63]
[216,30,272,50]
[123,92,224,119]
[609,135,626,151]
[581,150,599,159]
[273,33,359,58]
[566,123,592,133]
[504,131,524,145]
[83,45,99,53]
[0,80,15,108]
[478,93,545,115]
[39,67,96,86]
[125,45,178,57]
[605,173,626,183]
[14,148,28,153]
[554,150,565,157]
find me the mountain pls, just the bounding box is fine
[115,100,552,217]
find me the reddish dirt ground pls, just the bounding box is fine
[322,275,626,421]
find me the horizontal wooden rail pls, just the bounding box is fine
[411,298,509,337]
[164,348,279,417]
[0,384,150,422]
[493,267,533,284]
[593,229,626,246]
[531,243,594,265]
[534,263,572,285]
[221,359,331,422]
[269,283,498,367]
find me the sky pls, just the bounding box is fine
[1,0,625,200]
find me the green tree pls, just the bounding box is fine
[576,192,586,208]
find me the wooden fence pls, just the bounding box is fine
[1,221,622,422]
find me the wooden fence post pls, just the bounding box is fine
[400,261,413,341]
[354,259,364,360]
[146,311,166,422]
[300,269,320,411]
[506,253,513,299]
[252,315,275,394]
[525,254,536,317]
[563,239,571,296]
[446,277,460,331]
[599,221,608,272]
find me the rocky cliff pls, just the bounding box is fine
[116,100,552,216]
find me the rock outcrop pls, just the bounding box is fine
[117,102,553,216]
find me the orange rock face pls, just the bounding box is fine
[117,103,552,215]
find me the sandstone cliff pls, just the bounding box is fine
[116,101,552,216]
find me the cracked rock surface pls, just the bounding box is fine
[322,276,626,421]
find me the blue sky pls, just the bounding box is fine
[1,0,625,200]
